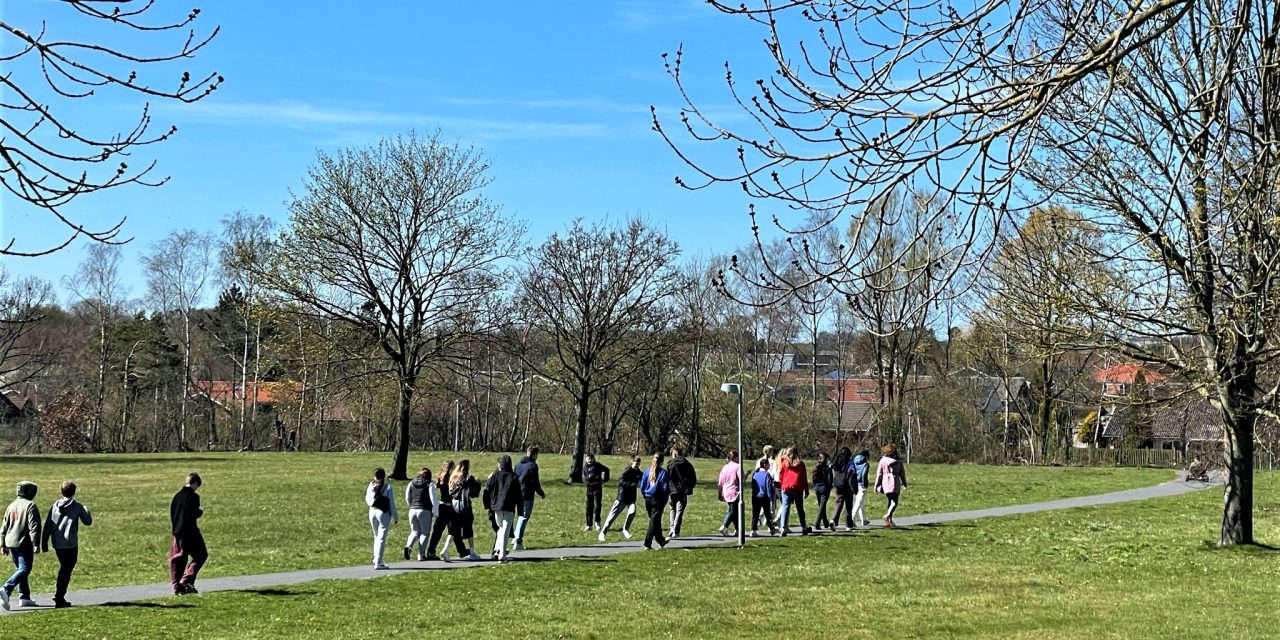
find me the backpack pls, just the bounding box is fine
[371,482,390,512]
[831,465,849,491]
[451,480,473,513]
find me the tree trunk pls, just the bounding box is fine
[391,378,415,480]
[569,387,590,483]
[1219,403,1255,546]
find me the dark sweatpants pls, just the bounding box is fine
[428,505,468,556]
[54,548,79,601]
[585,485,604,527]
[644,496,669,549]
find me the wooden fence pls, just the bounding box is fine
[1060,446,1280,471]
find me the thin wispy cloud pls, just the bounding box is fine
[175,100,609,141]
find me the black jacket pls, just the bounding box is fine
[615,466,642,504]
[584,461,611,488]
[170,486,202,537]
[407,476,431,509]
[485,470,524,515]
[667,456,697,496]
[515,456,545,500]
[812,462,834,494]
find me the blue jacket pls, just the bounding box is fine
[752,469,774,499]
[851,454,870,489]
[640,468,669,500]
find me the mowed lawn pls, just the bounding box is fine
[0,464,1274,639]
[0,452,1168,591]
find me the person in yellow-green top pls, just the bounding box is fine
[1,481,42,610]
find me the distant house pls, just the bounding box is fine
[1092,363,1166,398]
[0,384,39,446]
[1090,363,1168,448]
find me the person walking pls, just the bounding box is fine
[874,443,907,527]
[828,447,855,531]
[583,453,611,531]
[666,447,697,539]
[403,467,437,561]
[41,481,92,608]
[599,455,642,542]
[777,447,811,536]
[427,460,464,561]
[512,447,546,551]
[640,453,670,550]
[851,449,873,528]
[168,473,207,595]
[484,455,523,562]
[812,452,833,530]
[1,481,41,610]
[441,459,481,561]
[716,450,742,537]
[750,459,778,537]
[365,468,398,570]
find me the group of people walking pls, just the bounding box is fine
[0,480,93,610]
[721,443,908,538]
[366,447,549,568]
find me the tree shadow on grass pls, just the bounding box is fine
[101,601,194,609]
[235,588,314,597]
[1197,540,1280,553]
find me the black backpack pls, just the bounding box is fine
[831,465,849,491]
[371,482,391,512]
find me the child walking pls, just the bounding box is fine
[365,468,398,569]
[484,455,523,562]
[1,481,41,610]
[583,453,611,531]
[811,452,833,529]
[777,447,811,536]
[717,450,742,537]
[599,455,641,541]
[750,460,777,536]
[851,449,872,528]
[42,481,92,608]
[828,447,855,531]
[874,444,907,527]
[640,453,670,550]
[403,467,437,561]
[441,459,482,561]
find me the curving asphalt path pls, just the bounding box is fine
[0,470,1220,616]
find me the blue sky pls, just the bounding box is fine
[1,1,780,302]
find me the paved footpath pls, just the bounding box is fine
[0,471,1220,616]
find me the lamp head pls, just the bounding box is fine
[720,382,741,395]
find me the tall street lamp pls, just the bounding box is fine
[720,382,745,547]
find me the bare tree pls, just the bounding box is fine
[657,0,1275,545]
[515,218,682,482]
[219,211,276,448]
[0,268,56,385]
[144,229,215,450]
[260,131,521,480]
[64,244,129,447]
[1,1,220,256]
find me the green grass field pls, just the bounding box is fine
[0,452,1168,591]
[0,458,1271,639]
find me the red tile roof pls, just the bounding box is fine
[1091,364,1166,384]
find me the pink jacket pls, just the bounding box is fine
[717,462,741,502]
[874,456,906,494]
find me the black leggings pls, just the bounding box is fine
[428,505,467,556]
[751,496,774,532]
[815,491,831,528]
[644,496,668,548]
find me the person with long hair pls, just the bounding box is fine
[851,449,873,528]
[441,459,482,561]
[427,460,464,560]
[828,447,855,531]
[484,455,522,562]
[365,468,398,570]
[811,452,833,529]
[777,447,811,536]
[874,443,907,528]
[640,453,670,550]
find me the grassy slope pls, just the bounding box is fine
[0,452,1166,591]
[3,471,1275,640]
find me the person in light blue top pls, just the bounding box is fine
[850,449,872,528]
[640,453,669,550]
[751,458,779,536]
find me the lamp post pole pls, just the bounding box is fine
[453,399,460,452]
[736,389,745,548]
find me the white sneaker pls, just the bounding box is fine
[583,525,592,532]
[718,527,728,537]
[1,589,10,610]
[598,531,607,542]
[750,531,758,538]
[18,598,36,607]
[440,548,451,562]
[374,563,389,570]
[621,529,632,539]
